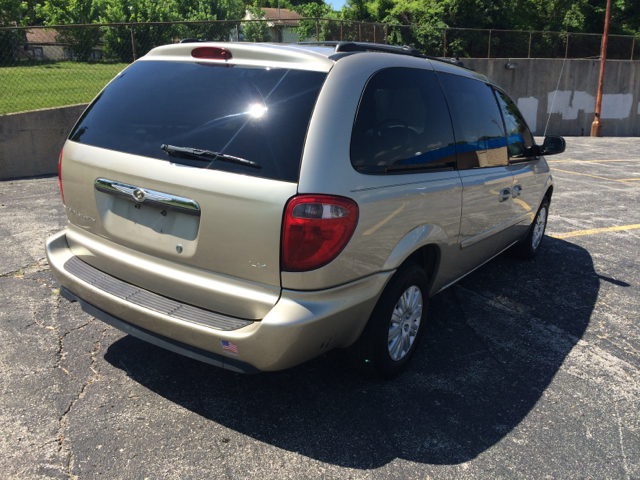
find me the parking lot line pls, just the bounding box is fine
[547,159,640,163]
[549,223,640,239]
[550,168,640,184]
[512,198,532,211]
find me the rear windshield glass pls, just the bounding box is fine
[69,61,327,183]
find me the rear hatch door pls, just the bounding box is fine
[60,46,331,318]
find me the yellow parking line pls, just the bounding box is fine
[547,159,640,163]
[512,198,532,211]
[362,203,407,236]
[550,168,636,184]
[549,224,640,239]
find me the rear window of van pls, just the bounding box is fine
[69,61,327,183]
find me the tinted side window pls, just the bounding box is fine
[438,73,508,170]
[494,89,535,159]
[350,68,456,173]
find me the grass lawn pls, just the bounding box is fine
[0,61,129,115]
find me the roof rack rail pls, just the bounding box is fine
[295,41,466,68]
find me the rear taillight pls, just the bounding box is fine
[282,195,359,272]
[58,148,65,205]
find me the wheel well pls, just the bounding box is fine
[404,244,440,289]
[544,185,553,202]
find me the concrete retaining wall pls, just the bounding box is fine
[0,104,87,180]
[465,58,640,137]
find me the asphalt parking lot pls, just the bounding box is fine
[1,137,639,479]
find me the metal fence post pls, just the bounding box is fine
[385,24,388,44]
[236,22,240,42]
[631,36,635,60]
[340,21,343,41]
[565,34,569,58]
[316,19,319,41]
[130,24,138,61]
[443,29,447,57]
[373,24,376,43]
[528,31,532,58]
[487,29,492,58]
[358,23,362,42]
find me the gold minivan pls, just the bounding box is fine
[46,42,564,378]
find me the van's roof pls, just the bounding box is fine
[143,42,488,82]
[143,42,337,72]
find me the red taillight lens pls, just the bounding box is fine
[191,47,232,60]
[58,148,65,205]
[282,195,359,272]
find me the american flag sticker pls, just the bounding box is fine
[221,340,239,355]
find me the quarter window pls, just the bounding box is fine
[350,68,456,173]
[438,73,508,169]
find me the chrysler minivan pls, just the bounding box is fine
[46,42,564,378]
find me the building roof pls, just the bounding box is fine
[260,8,302,26]
[26,29,59,45]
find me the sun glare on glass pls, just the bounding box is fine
[248,104,268,118]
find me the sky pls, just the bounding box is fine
[327,0,347,10]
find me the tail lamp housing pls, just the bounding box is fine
[58,148,65,205]
[281,195,359,272]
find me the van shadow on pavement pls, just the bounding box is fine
[104,237,599,468]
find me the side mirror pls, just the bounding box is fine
[541,136,566,156]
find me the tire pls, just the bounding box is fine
[350,263,429,380]
[510,197,550,260]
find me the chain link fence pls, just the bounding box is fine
[1,19,638,115]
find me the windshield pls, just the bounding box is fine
[69,61,328,182]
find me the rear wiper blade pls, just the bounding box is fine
[160,144,261,169]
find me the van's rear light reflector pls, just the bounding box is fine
[191,47,232,60]
[58,148,65,205]
[282,195,359,272]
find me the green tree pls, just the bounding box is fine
[37,0,103,61]
[97,0,181,62]
[99,0,243,62]
[292,2,342,41]
[0,0,27,63]
[243,4,272,42]
[175,0,245,42]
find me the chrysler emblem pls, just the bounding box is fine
[132,189,146,202]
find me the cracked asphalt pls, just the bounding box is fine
[1,137,639,479]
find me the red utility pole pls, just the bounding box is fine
[591,0,613,136]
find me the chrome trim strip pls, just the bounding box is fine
[94,178,201,216]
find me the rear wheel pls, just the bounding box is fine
[351,263,429,379]
[511,198,550,260]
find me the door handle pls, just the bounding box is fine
[512,185,522,198]
[499,188,511,202]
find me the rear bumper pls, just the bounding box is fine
[46,229,393,372]
[60,287,259,373]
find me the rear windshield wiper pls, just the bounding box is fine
[160,144,261,169]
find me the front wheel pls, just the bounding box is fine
[350,263,429,379]
[511,197,550,260]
